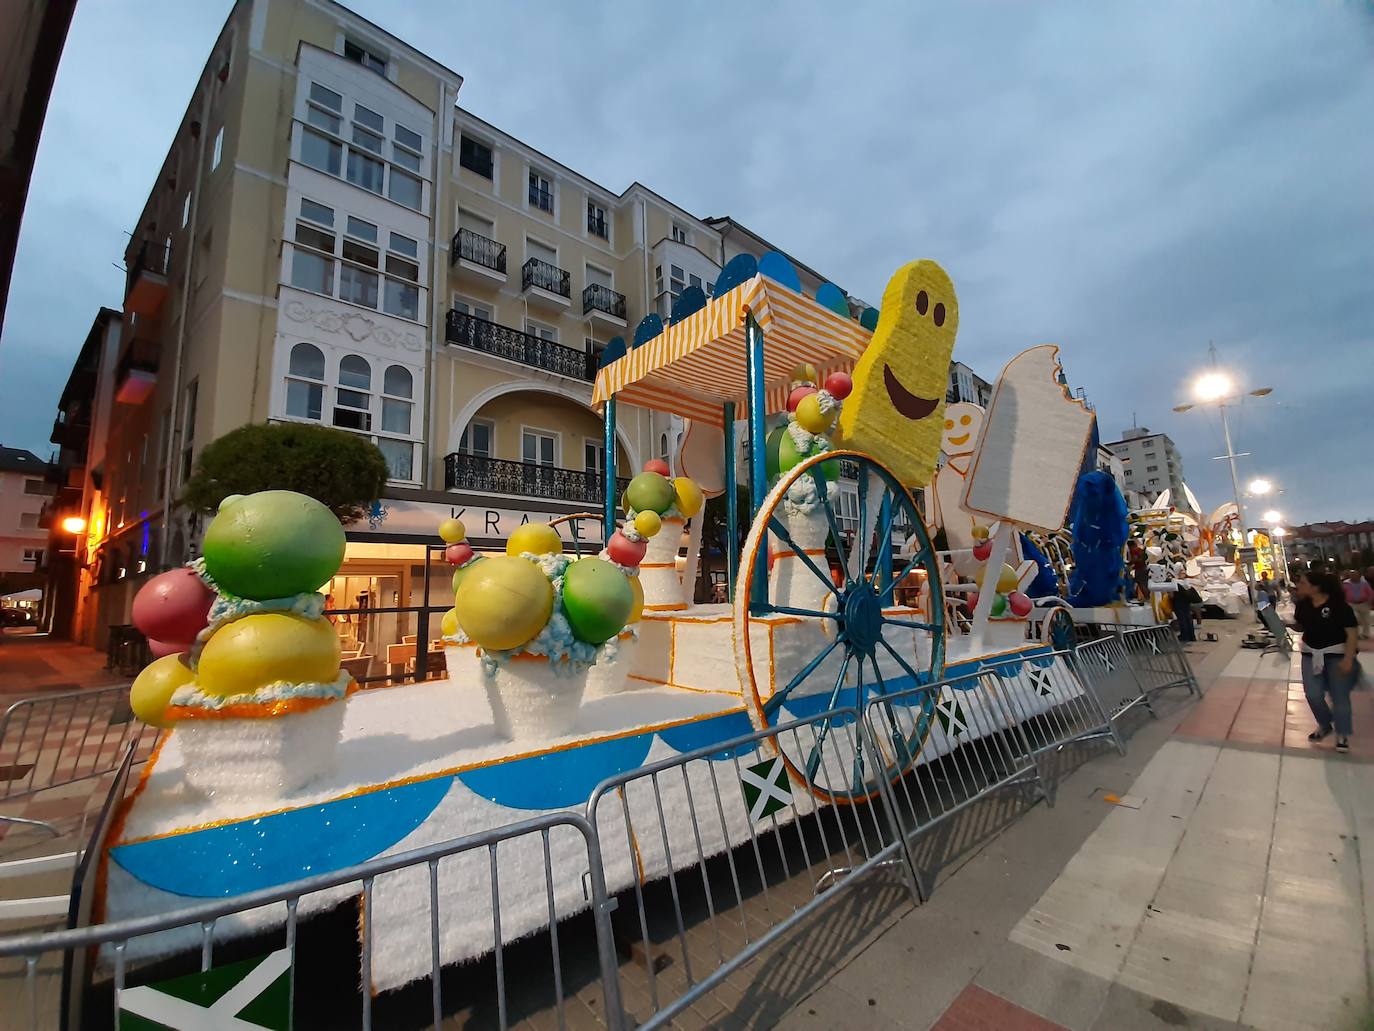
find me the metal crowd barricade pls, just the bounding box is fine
[0,812,623,1031]
[586,708,917,1030]
[978,649,1124,762]
[0,686,161,834]
[1117,624,1200,698]
[1073,631,1154,730]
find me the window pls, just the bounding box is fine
[343,39,387,76]
[459,135,494,179]
[1146,464,1158,472]
[393,124,422,172]
[211,126,224,171]
[381,365,413,435]
[334,355,372,431]
[291,200,336,295]
[659,433,670,463]
[307,83,342,133]
[23,547,43,564]
[671,222,688,244]
[459,208,495,240]
[525,318,557,342]
[181,192,192,228]
[585,440,604,474]
[527,238,557,267]
[689,273,702,291]
[522,429,557,467]
[390,232,418,259]
[388,169,422,210]
[377,439,413,481]
[286,343,325,420]
[179,379,198,486]
[301,128,342,176]
[586,265,612,290]
[670,264,685,300]
[528,170,553,213]
[301,198,333,226]
[23,478,51,495]
[587,200,608,239]
[291,198,423,319]
[346,148,385,194]
[459,420,493,457]
[20,511,39,528]
[452,297,492,322]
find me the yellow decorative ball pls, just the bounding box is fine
[130,654,195,728]
[627,574,645,624]
[996,565,1020,594]
[454,555,554,651]
[197,612,341,698]
[795,393,834,435]
[673,477,704,518]
[792,363,819,385]
[506,522,563,557]
[633,510,662,538]
[440,608,459,637]
[438,518,466,544]
[971,525,989,542]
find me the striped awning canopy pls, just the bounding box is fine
[592,275,872,426]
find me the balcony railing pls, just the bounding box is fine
[450,228,506,274]
[582,283,626,320]
[444,452,629,506]
[521,257,571,298]
[445,310,596,382]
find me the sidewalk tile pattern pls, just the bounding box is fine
[932,984,1068,1031]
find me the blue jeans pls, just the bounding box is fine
[1301,653,1358,737]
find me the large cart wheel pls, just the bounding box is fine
[733,450,946,803]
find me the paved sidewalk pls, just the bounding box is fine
[784,627,1374,1030]
[0,632,127,696]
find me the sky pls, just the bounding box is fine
[2,0,1371,525]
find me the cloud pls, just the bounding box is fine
[3,0,1370,524]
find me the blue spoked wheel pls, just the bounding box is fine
[733,450,946,803]
[1041,605,1077,652]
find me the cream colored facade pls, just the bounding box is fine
[60,0,860,647]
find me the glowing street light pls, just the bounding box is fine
[61,516,88,535]
[1262,509,1282,526]
[1248,478,1273,497]
[1193,372,1234,403]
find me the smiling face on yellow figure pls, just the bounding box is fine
[837,260,959,487]
[941,403,983,458]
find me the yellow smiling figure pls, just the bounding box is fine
[837,260,959,487]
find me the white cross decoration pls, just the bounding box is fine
[1147,638,1162,655]
[1028,667,1055,697]
[740,756,793,822]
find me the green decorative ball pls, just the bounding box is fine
[201,490,345,600]
[777,431,804,474]
[561,558,633,644]
[764,425,786,480]
[624,472,676,515]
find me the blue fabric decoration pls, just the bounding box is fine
[1019,533,1060,598]
[1067,471,1131,607]
[669,285,707,324]
[757,251,801,292]
[632,314,664,348]
[599,335,627,368]
[815,282,849,316]
[713,253,758,295]
[859,307,880,330]
[1069,418,1101,517]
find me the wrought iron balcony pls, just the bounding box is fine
[521,257,571,299]
[445,310,596,382]
[450,228,506,275]
[582,283,626,321]
[444,452,629,505]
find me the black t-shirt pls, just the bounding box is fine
[1294,597,1357,649]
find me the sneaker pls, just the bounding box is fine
[1309,726,1333,742]
[1337,738,1350,754]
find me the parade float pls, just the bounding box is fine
[101,253,1119,992]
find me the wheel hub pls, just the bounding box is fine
[840,582,884,657]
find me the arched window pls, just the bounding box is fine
[285,342,325,420]
[659,432,670,463]
[377,364,415,480]
[334,354,372,430]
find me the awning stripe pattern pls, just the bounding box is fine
[592,275,872,427]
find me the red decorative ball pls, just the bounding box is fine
[643,459,671,477]
[1008,592,1033,617]
[966,591,980,612]
[972,540,992,562]
[132,567,214,644]
[787,385,817,413]
[445,542,474,566]
[606,530,648,567]
[148,638,190,659]
[824,371,853,400]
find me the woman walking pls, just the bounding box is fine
[1294,570,1361,753]
[1342,570,1372,639]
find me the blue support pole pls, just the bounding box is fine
[723,402,738,602]
[745,312,769,614]
[602,396,617,534]
[877,492,894,605]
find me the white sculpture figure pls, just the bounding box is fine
[929,402,986,556]
[1195,555,1244,617]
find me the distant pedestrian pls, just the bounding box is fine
[1294,571,1360,753]
[1343,570,1372,639]
[1174,581,1200,643]
[1364,565,1374,597]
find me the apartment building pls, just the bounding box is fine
[1103,425,1186,504]
[0,446,53,593]
[46,0,869,649]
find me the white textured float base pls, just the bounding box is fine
[770,507,832,613]
[639,517,686,611]
[583,635,638,699]
[483,659,588,741]
[177,702,347,803]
